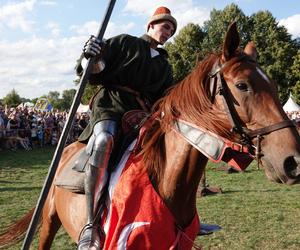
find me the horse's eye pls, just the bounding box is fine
[235,82,248,91]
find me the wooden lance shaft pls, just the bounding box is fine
[21,1,117,249]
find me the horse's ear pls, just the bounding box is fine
[222,21,240,61]
[244,41,257,61]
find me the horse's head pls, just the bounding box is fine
[139,21,300,231]
[214,22,300,184]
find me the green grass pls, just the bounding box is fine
[0,147,76,250]
[196,163,300,249]
[1,147,300,249]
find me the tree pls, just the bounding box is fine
[249,11,298,101]
[201,4,250,55]
[60,89,76,110]
[31,97,38,105]
[291,49,300,103]
[165,4,249,83]
[3,89,22,107]
[165,23,206,82]
[181,3,298,102]
[47,91,60,109]
[73,78,99,105]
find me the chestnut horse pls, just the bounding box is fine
[1,22,300,249]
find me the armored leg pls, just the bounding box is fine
[78,120,117,250]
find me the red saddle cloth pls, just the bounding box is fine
[101,148,200,249]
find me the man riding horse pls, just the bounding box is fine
[2,20,299,250]
[76,6,177,250]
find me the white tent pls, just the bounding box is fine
[17,102,34,108]
[283,95,300,112]
[77,103,90,113]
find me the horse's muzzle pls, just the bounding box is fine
[283,156,300,185]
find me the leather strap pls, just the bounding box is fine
[246,120,295,138]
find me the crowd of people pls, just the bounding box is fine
[286,111,300,128]
[0,105,89,151]
[0,104,300,152]
[286,111,300,120]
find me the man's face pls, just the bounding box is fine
[149,20,175,45]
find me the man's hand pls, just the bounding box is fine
[83,35,105,59]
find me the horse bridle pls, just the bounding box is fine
[209,56,295,162]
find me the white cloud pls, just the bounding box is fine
[47,21,60,37]
[40,0,57,6]
[0,0,36,33]
[105,22,136,38]
[70,21,100,37]
[123,0,209,35]
[124,0,192,15]
[70,21,136,38]
[0,36,84,99]
[174,7,210,31]
[279,14,300,39]
[1,16,136,99]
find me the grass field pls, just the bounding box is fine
[0,146,300,249]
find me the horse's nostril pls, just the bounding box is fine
[284,156,300,178]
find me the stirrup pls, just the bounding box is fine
[77,223,103,250]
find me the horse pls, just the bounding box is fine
[1,22,300,249]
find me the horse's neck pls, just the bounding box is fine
[157,130,208,227]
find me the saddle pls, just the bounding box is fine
[54,110,148,194]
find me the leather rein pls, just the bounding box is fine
[208,55,295,163]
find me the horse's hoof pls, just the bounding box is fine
[227,167,240,174]
[77,224,102,250]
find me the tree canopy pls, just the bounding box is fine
[45,89,76,110]
[2,89,22,107]
[201,4,250,54]
[249,11,298,101]
[165,23,206,82]
[291,49,300,101]
[165,3,300,104]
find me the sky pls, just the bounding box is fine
[1,0,300,100]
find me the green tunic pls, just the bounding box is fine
[78,34,174,142]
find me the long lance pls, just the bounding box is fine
[21,1,116,249]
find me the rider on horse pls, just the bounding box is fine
[76,6,177,250]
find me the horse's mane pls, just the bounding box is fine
[138,53,239,181]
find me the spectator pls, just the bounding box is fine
[6,113,19,136]
[0,109,5,150]
[44,112,55,144]
[0,110,5,131]
[37,121,44,147]
[51,128,59,146]
[78,113,88,136]
[31,122,39,147]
